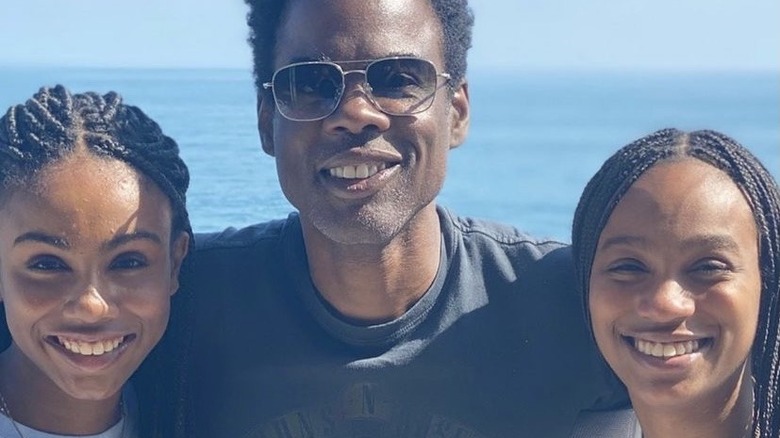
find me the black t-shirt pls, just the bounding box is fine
[157,206,626,437]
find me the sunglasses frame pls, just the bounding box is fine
[262,56,451,122]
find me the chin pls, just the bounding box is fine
[624,377,701,408]
[311,214,406,246]
[58,377,126,401]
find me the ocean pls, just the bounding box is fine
[1,67,777,241]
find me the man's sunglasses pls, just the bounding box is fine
[263,56,451,122]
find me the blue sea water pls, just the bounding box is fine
[1,67,777,241]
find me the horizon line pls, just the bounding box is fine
[1,63,778,76]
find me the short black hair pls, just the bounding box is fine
[572,128,780,437]
[244,0,474,92]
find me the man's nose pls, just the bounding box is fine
[321,73,391,135]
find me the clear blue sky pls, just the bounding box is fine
[1,0,778,72]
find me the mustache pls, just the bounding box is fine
[338,130,383,148]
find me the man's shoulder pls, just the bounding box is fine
[192,214,298,253]
[438,206,568,258]
[179,215,301,295]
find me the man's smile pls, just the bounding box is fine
[328,162,388,179]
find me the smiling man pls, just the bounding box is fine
[176,0,626,436]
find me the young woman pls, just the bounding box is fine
[0,85,190,438]
[570,128,780,437]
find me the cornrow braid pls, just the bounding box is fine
[0,84,192,438]
[571,128,780,437]
[0,85,75,177]
[0,85,191,238]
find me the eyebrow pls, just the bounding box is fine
[103,231,163,250]
[13,232,70,249]
[681,234,741,252]
[598,234,741,252]
[597,235,648,251]
[13,231,163,250]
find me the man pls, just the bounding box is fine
[176,0,626,436]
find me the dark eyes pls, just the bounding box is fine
[26,252,149,272]
[381,71,423,88]
[299,75,339,96]
[691,259,729,271]
[603,258,733,280]
[689,259,732,280]
[109,252,149,270]
[605,259,647,275]
[27,255,69,272]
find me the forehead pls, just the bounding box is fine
[604,159,755,239]
[32,152,139,197]
[0,153,173,243]
[275,0,444,66]
[13,153,166,219]
[629,159,743,207]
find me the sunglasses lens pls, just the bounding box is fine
[366,58,439,115]
[270,58,444,120]
[272,63,343,121]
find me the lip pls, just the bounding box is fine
[620,334,712,372]
[45,333,136,371]
[319,149,403,200]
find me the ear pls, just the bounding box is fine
[448,81,470,150]
[258,92,276,157]
[168,231,190,296]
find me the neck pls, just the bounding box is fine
[0,347,122,435]
[303,205,442,324]
[634,365,754,438]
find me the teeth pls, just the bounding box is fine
[634,339,700,358]
[328,163,386,179]
[57,336,125,356]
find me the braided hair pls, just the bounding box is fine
[0,84,192,437]
[571,128,780,437]
[0,84,190,237]
[244,0,474,92]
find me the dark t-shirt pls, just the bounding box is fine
[170,207,625,437]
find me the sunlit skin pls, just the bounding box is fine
[589,159,760,438]
[0,150,188,434]
[258,0,469,323]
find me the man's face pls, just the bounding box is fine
[261,0,469,245]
